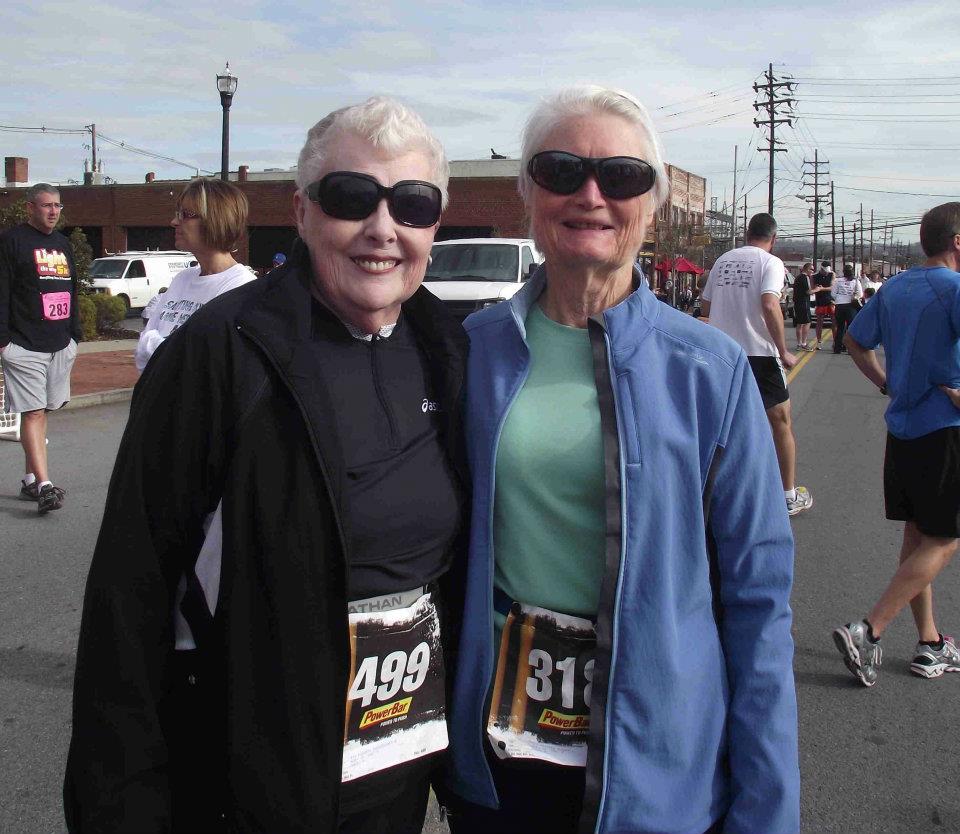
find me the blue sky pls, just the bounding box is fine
[4,0,959,244]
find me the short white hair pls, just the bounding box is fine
[518,85,669,210]
[295,96,450,208]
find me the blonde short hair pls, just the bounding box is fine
[178,178,249,253]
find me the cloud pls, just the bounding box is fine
[3,0,956,240]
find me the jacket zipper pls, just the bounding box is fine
[234,324,350,562]
[588,325,629,834]
[479,314,531,801]
[370,335,400,449]
[569,317,629,834]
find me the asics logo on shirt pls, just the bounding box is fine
[421,398,440,413]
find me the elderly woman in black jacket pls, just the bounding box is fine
[64,97,466,834]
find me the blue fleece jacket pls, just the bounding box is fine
[447,268,800,834]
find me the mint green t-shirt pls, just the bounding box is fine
[492,303,606,622]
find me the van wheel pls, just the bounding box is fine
[118,295,131,317]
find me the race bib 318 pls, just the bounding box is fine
[487,601,596,767]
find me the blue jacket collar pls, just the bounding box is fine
[507,263,659,342]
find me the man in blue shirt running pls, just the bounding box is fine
[833,202,960,687]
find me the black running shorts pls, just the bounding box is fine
[792,302,811,325]
[884,427,960,538]
[747,355,789,411]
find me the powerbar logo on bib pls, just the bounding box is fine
[487,602,596,767]
[341,592,447,782]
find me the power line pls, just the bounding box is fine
[832,184,959,198]
[792,74,960,82]
[660,109,752,133]
[0,122,214,176]
[0,124,88,135]
[795,111,960,118]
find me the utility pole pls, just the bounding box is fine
[801,149,829,263]
[884,223,890,276]
[731,145,738,249]
[753,63,795,214]
[743,196,748,242]
[841,216,846,266]
[85,123,98,172]
[859,203,865,271]
[830,181,836,270]
[869,209,874,269]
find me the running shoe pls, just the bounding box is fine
[910,635,960,679]
[833,621,882,687]
[37,483,65,514]
[786,486,813,516]
[19,479,39,501]
[815,342,822,351]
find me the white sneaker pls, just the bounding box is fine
[910,635,960,679]
[787,486,813,516]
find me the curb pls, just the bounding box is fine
[65,388,134,410]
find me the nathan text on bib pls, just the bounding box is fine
[487,601,596,766]
[342,591,447,782]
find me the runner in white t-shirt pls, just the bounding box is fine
[135,264,255,371]
[134,179,256,372]
[701,212,813,517]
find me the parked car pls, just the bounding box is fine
[781,274,793,321]
[89,251,196,315]
[140,291,165,324]
[423,238,543,320]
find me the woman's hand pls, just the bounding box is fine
[939,385,960,411]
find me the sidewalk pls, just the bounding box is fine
[67,339,140,409]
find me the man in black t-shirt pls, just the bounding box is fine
[0,183,81,513]
[811,260,834,350]
[792,262,813,350]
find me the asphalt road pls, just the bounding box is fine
[1,346,958,832]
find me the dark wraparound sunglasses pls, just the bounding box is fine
[305,171,442,228]
[528,151,656,200]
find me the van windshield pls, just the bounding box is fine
[426,244,518,282]
[91,260,128,279]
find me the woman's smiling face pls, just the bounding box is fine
[293,130,439,328]
[527,112,656,273]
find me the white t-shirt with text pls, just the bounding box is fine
[702,245,785,357]
[135,263,256,372]
[832,276,863,304]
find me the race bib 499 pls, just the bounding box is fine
[487,602,596,767]
[342,592,447,782]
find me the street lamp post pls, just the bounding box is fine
[217,62,238,182]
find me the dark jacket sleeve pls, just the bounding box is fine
[0,234,12,348]
[64,320,234,832]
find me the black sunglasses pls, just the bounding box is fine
[305,171,442,228]
[528,151,656,200]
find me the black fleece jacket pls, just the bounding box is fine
[64,240,468,833]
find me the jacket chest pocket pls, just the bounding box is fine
[615,372,642,467]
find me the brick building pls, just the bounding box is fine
[1,156,706,274]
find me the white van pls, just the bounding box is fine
[423,238,543,320]
[89,251,197,314]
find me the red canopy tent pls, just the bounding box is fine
[655,257,704,275]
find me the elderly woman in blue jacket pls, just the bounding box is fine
[444,86,799,834]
